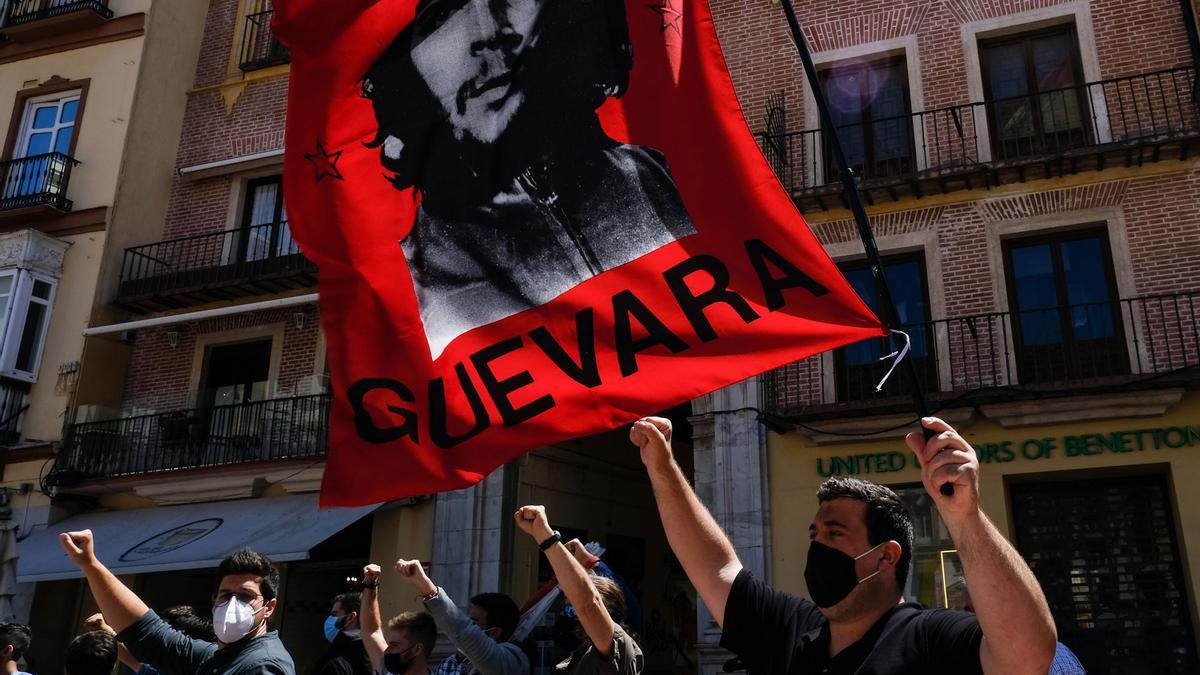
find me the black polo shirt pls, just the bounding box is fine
[720,569,984,674]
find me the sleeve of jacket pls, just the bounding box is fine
[424,588,530,675]
[116,610,218,675]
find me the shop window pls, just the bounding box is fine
[980,25,1091,159]
[820,56,914,182]
[893,485,965,609]
[236,176,295,262]
[0,269,56,382]
[835,255,936,401]
[1002,228,1126,384]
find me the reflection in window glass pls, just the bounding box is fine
[894,484,967,609]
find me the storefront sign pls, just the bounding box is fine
[118,518,224,562]
[816,425,1200,477]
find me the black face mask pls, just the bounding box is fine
[803,540,884,608]
[383,646,415,674]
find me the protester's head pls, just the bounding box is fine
[213,548,280,643]
[0,623,30,665]
[161,605,215,642]
[384,611,437,673]
[590,576,627,626]
[327,591,362,637]
[809,477,912,617]
[362,0,634,189]
[63,631,115,675]
[467,592,519,642]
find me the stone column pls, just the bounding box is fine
[690,377,772,675]
[430,465,513,605]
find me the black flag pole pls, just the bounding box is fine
[775,0,949,492]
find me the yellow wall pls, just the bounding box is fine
[767,393,1200,629]
[0,39,144,212]
[369,498,436,621]
[23,232,104,441]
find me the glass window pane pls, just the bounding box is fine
[984,43,1030,99]
[14,300,48,373]
[894,485,961,609]
[870,63,911,161]
[824,68,866,168]
[25,133,51,156]
[1061,237,1116,340]
[842,266,881,365]
[31,106,56,129]
[60,100,78,124]
[884,260,928,356]
[53,129,72,155]
[31,280,51,300]
[1032,32,1078,90]
[1010,244,1062,345]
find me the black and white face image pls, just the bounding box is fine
[364,0,697,358]
[409,0,541,144]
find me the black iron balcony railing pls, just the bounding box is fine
[116,221,316,312]
[3,0,112,26]
[49,393,330,485]
[0,379,29,446]
[0,153,78,213]
[239,9,289,71]
[763,291,1200,417]
[759,67,1198,209]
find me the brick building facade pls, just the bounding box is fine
[690,0,1200,673]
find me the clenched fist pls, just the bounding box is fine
[514,505,555,544]
[394,558,437,597]
[59,530,98,570]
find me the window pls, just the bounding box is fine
[980,25,1090,159]
[820,57,914,182]
[1003,228,1125,384]
[5,90,79,201]
[238,0,289,71]
[237,176,295,262]
[835,255,935,401]
[0,269,57,382]
[893,484,964,609]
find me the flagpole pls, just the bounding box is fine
[775,0,948,491]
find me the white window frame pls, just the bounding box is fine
[15,90,81,159]
[0,268,57,382]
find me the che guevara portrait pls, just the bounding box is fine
[361,0,697,358]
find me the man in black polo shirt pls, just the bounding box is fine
[630,416,1057,674]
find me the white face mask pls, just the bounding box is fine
[213,597,264,643]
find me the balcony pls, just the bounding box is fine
[1,0,113,41]
[758,67,1199,212]
[47,393,329,486]
[0,378,29,446]
[0,153,79,218]
[239,9,289,71]
[762,291,1200,419]
[115,221,316,313]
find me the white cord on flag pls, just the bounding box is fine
[874,329,912,393]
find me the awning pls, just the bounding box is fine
[16,494,379,583]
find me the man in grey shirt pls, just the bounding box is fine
[59,530,295,675]
[391,559,528,675]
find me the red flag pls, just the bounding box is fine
[273,0,885,506]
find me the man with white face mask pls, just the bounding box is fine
[58,533,295,675]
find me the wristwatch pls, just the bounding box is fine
[538,530,562,552]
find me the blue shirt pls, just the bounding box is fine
[1049,642,1086,674]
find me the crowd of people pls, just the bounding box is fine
[0,416,1084,674]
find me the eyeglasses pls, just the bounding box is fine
[213,590,263,606]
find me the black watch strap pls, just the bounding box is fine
[538,530,562,552]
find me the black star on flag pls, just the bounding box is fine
[648,0,682,35]
[305,141,344,183]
